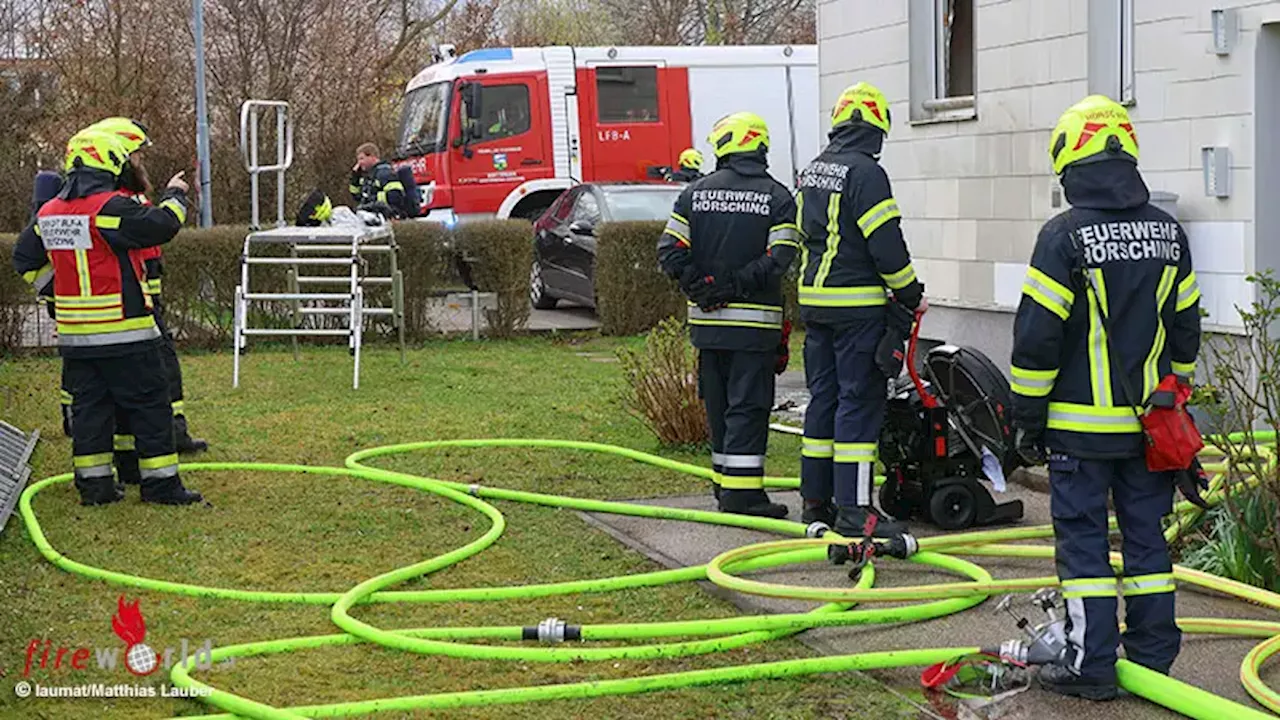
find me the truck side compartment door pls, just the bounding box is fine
[577,65,692,182]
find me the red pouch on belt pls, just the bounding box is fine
[1141,374,1203,472]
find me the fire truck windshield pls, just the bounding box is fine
[397,81,451,156]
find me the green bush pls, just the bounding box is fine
[595,221,802,337]
[160,225,255,349]
[1180,487,1280,592]
[0,235,29,354]
[393,221,455,341]
[617,316,708,447]
[454,219,534,338]
[596,221,685,336]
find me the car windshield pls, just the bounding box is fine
[602,187,684,222]
[397,81,451,155]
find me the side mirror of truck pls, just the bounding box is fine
[459,82,484,139]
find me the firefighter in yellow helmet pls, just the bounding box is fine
[657,112,800,518]
[83,117,209,455]
[795,82,926,546]
[10,129,202,505]
[669,148,704,182]
[1010,94,1203,699]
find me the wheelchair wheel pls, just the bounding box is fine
[928,481,978,531]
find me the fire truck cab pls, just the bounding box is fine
[394,43,818,224]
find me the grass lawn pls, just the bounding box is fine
[0,335,913,719]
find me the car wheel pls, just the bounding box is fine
[530,256,557,310]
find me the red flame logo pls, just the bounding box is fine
[111,595,147,646]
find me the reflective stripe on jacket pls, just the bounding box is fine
[656,154,799,352]
[796,127,923,326]
[38,191,159,350]
[1009,161,1201,459]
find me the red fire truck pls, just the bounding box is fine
[393,43,818,224]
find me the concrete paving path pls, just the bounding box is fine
[581,486,1280,719]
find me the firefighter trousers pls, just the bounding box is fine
[60,301,186,433]
[65,345,179,497]
[153,299,187,414]
[699,349,775,490]
[1049,453,1180,683]
[800,316,886,509]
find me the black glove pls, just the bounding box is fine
[358,201,400,220]
[1174,458,1211,509]
[875,300,914,378]
[678,264,702,290]
[699,274,740,310]
[1014,427,1046,467]
[775,320,792,374]
[684,273,717,308]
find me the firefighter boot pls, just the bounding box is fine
[174,415,209,454]
[801,500,837,527]
[75,476,124,507]
[1036,663,1118,701]
[719,489,788,519]
[140,473,204,506]
[828,505,909,564]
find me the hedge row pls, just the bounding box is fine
[0,220,533,354]
[594,221,801,337]
[2,217,805,354]
[0,234,24,352]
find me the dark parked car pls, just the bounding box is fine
[530,182,685,310]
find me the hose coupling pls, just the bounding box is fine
[521,617,582,643]
[877,532,918,560]
[805,521,831,538]
[467,483,482,497]
[900,532,919,558]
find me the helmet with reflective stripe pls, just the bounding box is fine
[1048,95,1139,175]
[64,130,129,176]
[831,82,891,135]
[678,148,703,170]
[296,188,333,227]
[707,112,769,158]
[86,117,151,155]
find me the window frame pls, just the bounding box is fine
[478,83,533,143]
[1088,0,1136,106]
[570,188,603,225]
[550,187,581,224]
[594,65,661,125]
[908,0,977,124]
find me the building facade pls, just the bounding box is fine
[817,0,1280,369]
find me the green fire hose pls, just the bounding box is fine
[14,434,1280,719]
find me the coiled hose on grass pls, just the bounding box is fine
[14,433,1280,719]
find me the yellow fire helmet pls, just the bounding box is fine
[707,112,769,158]
[678,148,703,170]
[86,117,152,155]
[312,194,333,223]
[1048,94,1139,175]
[64,130,129,176]
[831,82,891,135]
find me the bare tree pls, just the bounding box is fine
[1,0,814,231]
